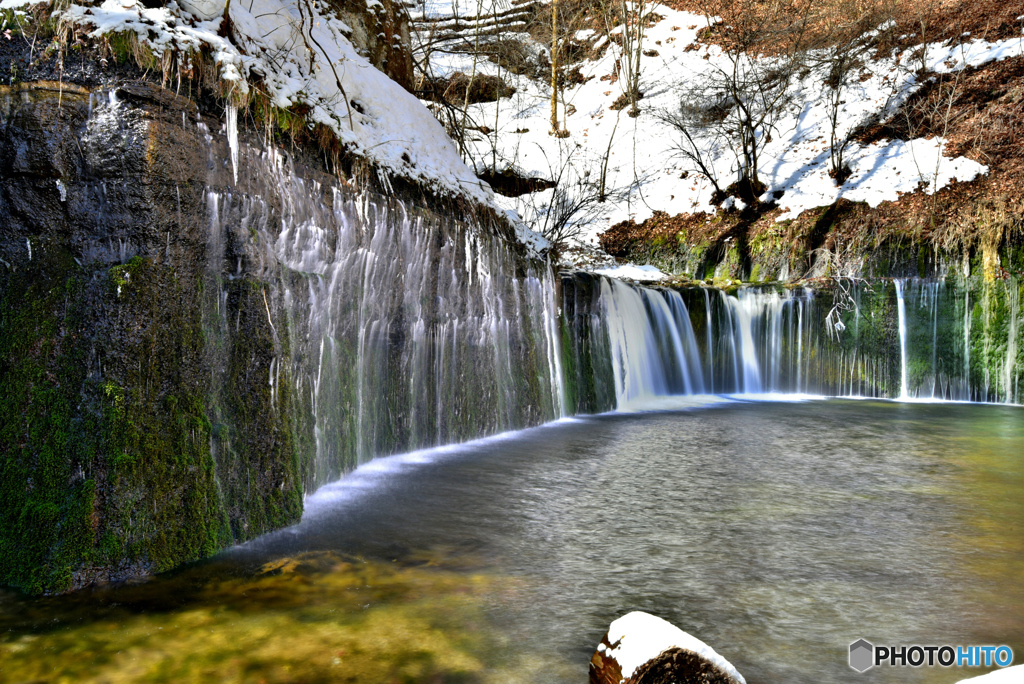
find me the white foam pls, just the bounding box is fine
[724,392,828,403]
[300,417,586,517]
[615,394,735,413]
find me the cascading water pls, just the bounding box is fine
[197,135,1019,496]
[887,276,1020,402]
[571,279,858,409]
[895,278,909,399]
[599,278,705,405]
[563,273,1021,411]
[203,153,566,489]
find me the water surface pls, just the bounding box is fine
[2,399,1021,683]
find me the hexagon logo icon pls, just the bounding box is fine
[849,639,874,672]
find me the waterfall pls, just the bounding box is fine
[1005,286,1019,402]
[562,274,1021,410]
[727,293,764,393]
[197,143,1018,494]
[895,278,909,400]
[573,280,843,409]
[203,159,565,489]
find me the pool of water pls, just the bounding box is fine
[2,399,1022,683]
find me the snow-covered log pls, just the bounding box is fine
[590,611,746,684]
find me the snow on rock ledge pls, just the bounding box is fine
[593,264,668,283]
[590,611,746,684]
[41,0,549,252]
[59,0,486,199]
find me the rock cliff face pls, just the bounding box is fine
[0,82,309,593]
[0,72,564,594]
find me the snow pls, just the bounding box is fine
[30,0,552,254]
[15,0,1019,266]
[924,37,1024,74]
[604,611,746,683]
[410,0,514,20]
[956,665,1024,684]
[593,263,668,281]
[418,4,1024,267]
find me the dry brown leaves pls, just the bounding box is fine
[603,53,1024,260]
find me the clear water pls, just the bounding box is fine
[2,399,1021,683]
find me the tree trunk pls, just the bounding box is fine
[550,0,559,133]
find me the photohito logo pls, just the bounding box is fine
[849,639,1014,673]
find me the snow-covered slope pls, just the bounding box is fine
[21,0,551,253]
[420,2,1024,253]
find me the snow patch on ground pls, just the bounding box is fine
[604,611,746,683]
[419,4,1023,266]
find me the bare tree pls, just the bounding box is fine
[461,0,487,151]
[550,0,560,133]
[525,141,627,249]
[598,108,621,202]
[409,0,503,158]
[893,2,977,225]
[904,47,967,225]
[816,0,895,184]
[617,0,647,116]
[666,0,812,201]
[598,0,647,116]
[658,89,729,199]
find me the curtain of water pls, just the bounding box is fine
[891,277,1020,403]
[564,275,1021,410]
[200,145,1019,491]
[204,170,565,489]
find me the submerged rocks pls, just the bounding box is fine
[590,612,745,684]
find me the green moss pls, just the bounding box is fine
[0,553,568,683]
[0,252,252,593]
[204,278,304,541]
[0,249,97,594]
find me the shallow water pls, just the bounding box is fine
[2,399,1022,683]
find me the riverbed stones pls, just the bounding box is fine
[590,612,745,684]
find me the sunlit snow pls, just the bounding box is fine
[420,3,1022,252]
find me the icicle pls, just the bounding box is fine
[227,104,239,185]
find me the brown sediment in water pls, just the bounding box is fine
[0,552,523,683]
